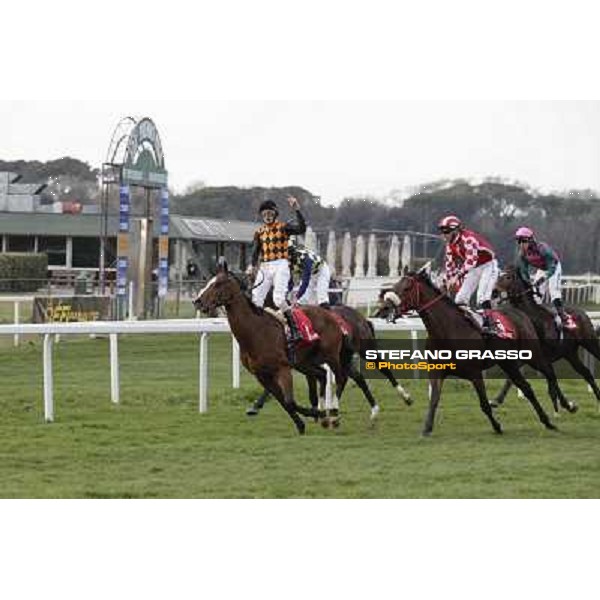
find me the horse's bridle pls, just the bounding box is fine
[392,275,446,317]
[248,270,265,292]
[496,273,540,305]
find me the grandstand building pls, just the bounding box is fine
[0,171,255,283]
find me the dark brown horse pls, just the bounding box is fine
[492,266,600,409]
[193,261,350,434]
[380,270,564,436]
[247,304,413,420]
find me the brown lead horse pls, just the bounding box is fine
[193,260,350,434]
[492,266,600,409]
[379,270,563,436]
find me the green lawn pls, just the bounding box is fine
[0,332,598,498]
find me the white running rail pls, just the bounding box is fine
[0,314,598,423]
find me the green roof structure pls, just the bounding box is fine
[0,212,256,242]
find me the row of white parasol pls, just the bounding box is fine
[302,228,412,278]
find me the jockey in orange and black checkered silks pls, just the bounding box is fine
[248,196,306,344]
[438,215,499,336]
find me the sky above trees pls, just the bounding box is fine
[1,100,599,205]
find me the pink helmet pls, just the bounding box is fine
[515,226,535,240]
[438,215,462,231]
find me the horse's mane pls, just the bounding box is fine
[407,270,482,332]
[228,271,266,316]
[504,264,535,296]
[411,270,461,311]
[242,291,266,316]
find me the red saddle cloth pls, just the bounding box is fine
[291,308,320,346]
[329,311,352,336]
[563,312,578,330]
[488,310,517,340]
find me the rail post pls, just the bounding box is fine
[199,332,209,413]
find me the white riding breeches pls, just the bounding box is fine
[252,259,290,309]
[297,263,331,305]
[454,259,499,306]
[533,261,562,303]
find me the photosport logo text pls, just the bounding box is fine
[363,348,532,373]
[357,338,560,380]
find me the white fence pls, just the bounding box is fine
[0,317,423,423]
[0,313,599,424]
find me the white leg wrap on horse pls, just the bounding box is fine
[396,383,411,401]
[324,365,335,411]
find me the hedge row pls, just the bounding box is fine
[0,253,48,292]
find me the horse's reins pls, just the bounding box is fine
[393,276,445,317]
[246,271,265,292]
[410,277,446,313]
[497,280,541,305]
[248,270,265,291]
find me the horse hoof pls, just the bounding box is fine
[370,405,380,421]
[420,430,432,438]
[489,401,499,409]
[246,407,260,417]
[494,426,503,435]
[403,396,413,406]
[321,418,331,429]
[567,403,579,414]
[546,422,559,432]
[330,417,341,429]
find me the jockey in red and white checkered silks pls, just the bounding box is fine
[438,215,499,334]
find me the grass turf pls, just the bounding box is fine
[0,332,598,498]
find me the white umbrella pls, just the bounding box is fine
[304,226,317,252]
[401,234,412,272]
[354,235,365,277]
[326,230,337,275]
[388,234,400,277]
[342,232,352,277]
[367,233,377,277]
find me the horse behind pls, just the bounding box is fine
[493,266,600,409]
[380,270,563,436]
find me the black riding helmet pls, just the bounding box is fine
[259,200,278,216]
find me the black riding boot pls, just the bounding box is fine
[480,301,496,336]
[319,302,330,309]
[552,298,566,330]
[284,308,303,344]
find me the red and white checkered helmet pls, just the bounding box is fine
[438,215,462,231]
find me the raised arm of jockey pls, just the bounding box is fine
[283,196,306,236]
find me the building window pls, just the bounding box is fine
[38,236,66,267]
[7,235,35,252]
[72,237,100,268]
